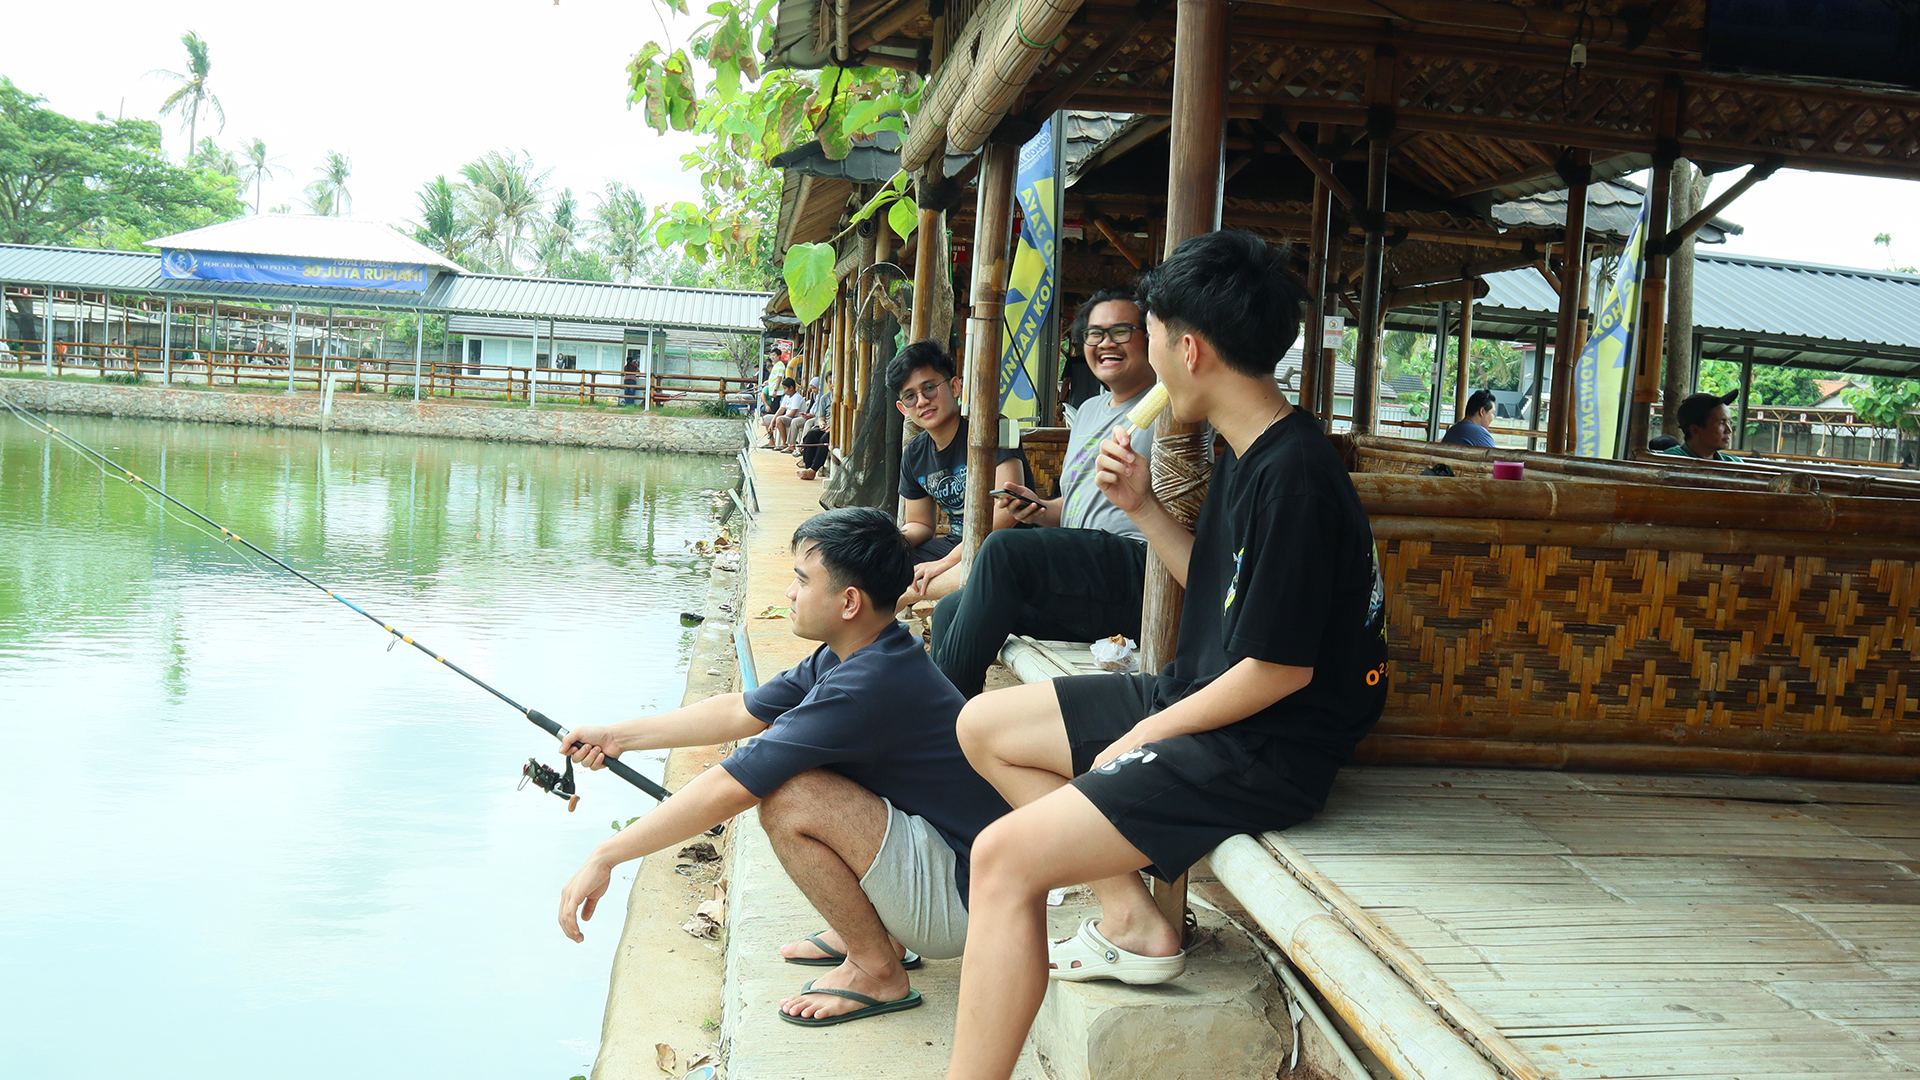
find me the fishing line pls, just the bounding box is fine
[1,393,674,809]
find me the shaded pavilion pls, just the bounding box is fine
[764,3,1920,1079]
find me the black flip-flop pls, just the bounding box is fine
[778,979,923,1027]
[784,931,922,969]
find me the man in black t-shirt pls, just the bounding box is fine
[555,508,1009,1027]
[889,340,1028,609]
[941,230,1387,1080]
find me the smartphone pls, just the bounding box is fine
[988,488,1039,508]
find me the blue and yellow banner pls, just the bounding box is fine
[1572,203,1649,458]
[160,249,430,292]
[998,118,1058,418]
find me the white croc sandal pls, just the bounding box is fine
[1047,917,1186,984]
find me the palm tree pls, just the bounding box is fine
[411,175,470,264]
[533,188,583,277]
[188,137,238,177]
[154,31,224,158]
[304,150,352,216]
[459,150,550,274]
[237,138,288,215]
[593,181,652,282]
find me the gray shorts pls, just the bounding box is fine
[859,798,970,959]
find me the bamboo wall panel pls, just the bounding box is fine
[1373,535,1920,765]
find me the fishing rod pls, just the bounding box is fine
[1,394,673,812]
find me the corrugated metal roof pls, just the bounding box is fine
[148,215,465,272]
[1494,178,1739,244]
[0,244,771,334]
[446,316,630,343]
[1385,252,1920,378]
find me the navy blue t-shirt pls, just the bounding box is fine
[722,620,1010,904]
[1440,419,1496,447]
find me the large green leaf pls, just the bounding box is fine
[783,242,838,325]
[663,50,700,130]
[888,194,918,241]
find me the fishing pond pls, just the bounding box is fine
[0,413,738,1079]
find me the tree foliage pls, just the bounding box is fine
[0,77,244,248]
[1842,376,1920,432]
[237,137,286,215]
[154,30,225,155]
[1697,359,1824,408]
[304,150,352,216]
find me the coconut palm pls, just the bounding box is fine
[533,187,580,277]
[154,31,224,157]
[411,175,471,264]
[305,150,352,216]
[593,181,652,282]
[188,137,238,177]
[237,138,288,215]
[459,150,550,274]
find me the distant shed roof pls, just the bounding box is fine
[1385,251,1920,379]
[148,215,465,273]
[0,244,771,334]
[1495,178,1739,245]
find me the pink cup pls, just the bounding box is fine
[1492,461,1525,481]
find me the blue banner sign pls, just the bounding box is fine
[160,249,430,292]
[997,117,1057,417]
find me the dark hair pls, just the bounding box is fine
[782,377,797,390]
[1069,285,1141,345]
[884,339,956,395]
[790,508,913,610]
[1136,230,1309,379]
[1675,391,1728,439]
[1466,389,1498,418]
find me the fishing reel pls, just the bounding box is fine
[520,756,579,812]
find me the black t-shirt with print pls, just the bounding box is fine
[898,416,1029,540]
[1155,408,1388,757]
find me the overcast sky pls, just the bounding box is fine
[5,5,1920,273]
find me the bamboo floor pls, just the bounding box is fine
[999,641,1920,1077]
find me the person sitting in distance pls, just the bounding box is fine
[1658,390,1741,462]
[763,377,806,449]
[1440,388,1499,447]
[929,285,1163,697]
[556,508,1011,1026]
[938,230,1389,1080]
[889,340,1029,609]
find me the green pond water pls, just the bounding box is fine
[0,412,737,1079]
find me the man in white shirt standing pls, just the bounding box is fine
[928,287,1159,696]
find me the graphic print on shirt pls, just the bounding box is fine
[1223,546,1244,612]
[919,462,969,534]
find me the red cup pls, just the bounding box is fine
[1492,461,1524,481]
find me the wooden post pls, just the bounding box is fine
[1301,168,1331,419]
[961,143,1018,569]
[1454,277,1474,420]
[1737,343,1755,451]
[910,206,943,342]
[1144,0,1230,941]
[1320,231,1342,425]
[1351,47,1395,437]
[1427,300,1448,442]
[1528,327,1547,451]
[1664,158,1708,435]
[1547,150,1590,453]
[1625,78,1679,458]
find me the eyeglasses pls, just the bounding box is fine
[1083,323,1138,345]
[898,379,948,405]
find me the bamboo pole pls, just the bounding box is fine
[961,143,1018,569]
[1663,158,1707,436]
[1736,344,1755,451]
[1547,153,1590,454]
[1350,735,1920,785]
[1625,78,1680,457]
[1351,47,1395,436]
[1453,276,1473,419]
[910,206,944,341]
[1301,169,1331,420]
[1319,231,1342,424]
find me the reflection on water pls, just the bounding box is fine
[0,414,736,1080]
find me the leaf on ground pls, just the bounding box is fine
[676,840,720,863]
[687,1052,717,1070]
[754,605,789,619]
[681,911,721,938]
[695,895,726,925]
[655,1042,677,1074]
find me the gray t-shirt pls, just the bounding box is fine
[1058,390,1155,539]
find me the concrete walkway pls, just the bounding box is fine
[722,446,1045,1080]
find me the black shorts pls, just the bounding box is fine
[910,535,958,564]
[1056,673,1342,881]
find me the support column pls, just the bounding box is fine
[1427,301,1448,442]
[1625,79,1679,458]
[530,320,541,408]
[1528,327,1547,451]
[961,142,1018,569]
[1547,150,1590,453]
[1664,158,1707,435]
[162,298,173,384]
[43,288,53,375]
[1454,278,1474,420]
[1736,344,1755,451]
[1145,0,1230,938]
[1301,171,1332,419]
[910,206,944,341]
[1351,46,1395,437]
[286,305,299,391]
[413,313,426,402]
[1319,233,1342,425]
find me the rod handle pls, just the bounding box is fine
[530,709,674,804]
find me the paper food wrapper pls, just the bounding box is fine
[1090,635,1138,672]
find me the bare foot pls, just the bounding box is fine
[779,958,911,1020]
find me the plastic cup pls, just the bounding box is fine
[1492,461,1525,481]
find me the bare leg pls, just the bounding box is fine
[946,786,1164,1080]
[757,768,913,1020]
[956,685,1180,962]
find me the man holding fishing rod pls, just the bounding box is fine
[555,507,1010,1026]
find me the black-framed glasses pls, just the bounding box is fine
[898,379,948,405]
[1083,323,1138,345]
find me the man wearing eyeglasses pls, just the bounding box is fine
[890,341,1030,610]
[928,287,1161,696]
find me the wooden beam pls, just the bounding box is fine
[850,0,923,51]
[962,144,1018,568]
[1383,276,1487,311]
[1548,152,1588,453]
[1388,251,1540,290]
[1024,0,1175,121]
[1263,117,1359,210]
[909,204,943,341]
[1301,168,1332,419]
[1625,79,1680,458]
[1453,276,1473,419]
[1237,0,1703,54]
[1351,45,1395,437]
[1667,157,1781,248]
[1090,215,1147,269]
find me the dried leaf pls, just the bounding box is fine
[687,1052,717,1070]
[695,896,725,925]
[681,911,721,938]
[753,604,789,619]
[655,1042,677,1074]
[676,841,720,863]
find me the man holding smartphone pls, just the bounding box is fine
[928,286,1163,696]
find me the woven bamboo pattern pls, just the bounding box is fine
[1377,536,1920,755]
[1020,427,1066,497]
